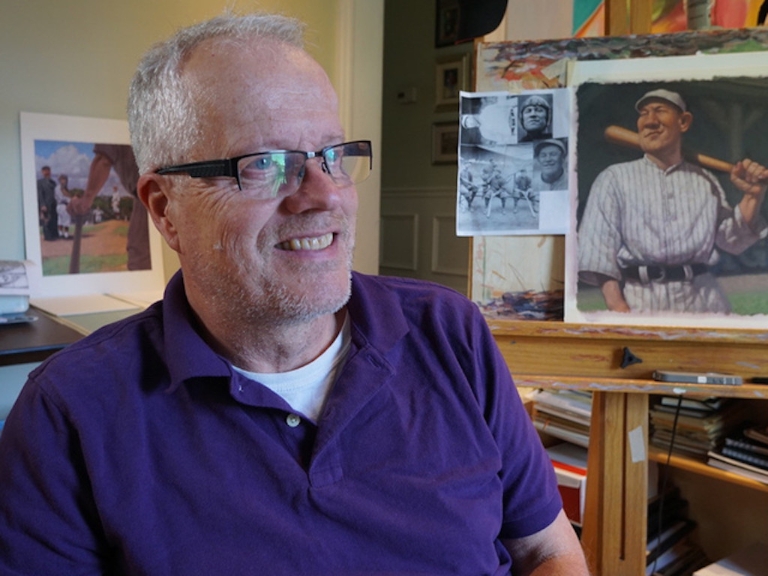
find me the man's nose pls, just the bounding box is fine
[284,160,343,213]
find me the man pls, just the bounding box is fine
[54,174,73,239]
[459,162,480,209]
[69,144,151,270]
[482,158,512,217]
[518,94,553,142]
[36,165,58,241]
[579,88,768,313]
[532,139,568,191]
[0,13,588,575]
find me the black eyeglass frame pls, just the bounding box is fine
[155,139,373,192]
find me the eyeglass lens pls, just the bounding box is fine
[236,141,371,198]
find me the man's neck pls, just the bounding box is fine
[645,149,683,171]
[191,296,345,373]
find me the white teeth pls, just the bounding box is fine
[279,233,333,251]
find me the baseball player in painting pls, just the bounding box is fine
[578,89,768,314]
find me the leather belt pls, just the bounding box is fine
[622,264,709,283]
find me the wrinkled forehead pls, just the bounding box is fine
[181,37,339,146]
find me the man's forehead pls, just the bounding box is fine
[638,98,682,113]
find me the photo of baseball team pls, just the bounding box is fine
[456,89,571,236]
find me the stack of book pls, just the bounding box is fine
[649,397,747,459]
[646,487,710,576]
[529,389,592,448]
[706,424,768,485]
[545,442,588,528]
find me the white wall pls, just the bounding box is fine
[338,0,384,275]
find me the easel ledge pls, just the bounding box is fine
[487,319,768,388]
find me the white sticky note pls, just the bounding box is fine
[629,426,646,463]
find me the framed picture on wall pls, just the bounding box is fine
[432,122,459,164]
[435,54,469,108]
[20,112,165,313]
[435,0,460,47]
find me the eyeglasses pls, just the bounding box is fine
[155,140,372,199]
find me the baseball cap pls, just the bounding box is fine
[635,89,687,112]
[534,139,566,157]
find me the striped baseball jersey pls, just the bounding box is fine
[578,156,767,313]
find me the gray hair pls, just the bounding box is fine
[127,12,305,174]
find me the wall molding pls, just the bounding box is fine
[379,213,419,271]
[431,213,465,277]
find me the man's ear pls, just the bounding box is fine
[679,111,693,133]
[137,174,180,253]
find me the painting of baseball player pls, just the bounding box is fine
[578,87,768,315]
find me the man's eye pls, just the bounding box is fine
[239,154,286,187]
[325,149,340,165]
[252,156,274,170]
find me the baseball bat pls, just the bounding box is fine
[69,214,84,274]
[604,125,734,173]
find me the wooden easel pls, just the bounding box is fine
[475,2,768,572]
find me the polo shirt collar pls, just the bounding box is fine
[162,271,232,392]
[347,272,410,354]
[160,271,412,393]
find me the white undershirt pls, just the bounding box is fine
[232,316,351,423]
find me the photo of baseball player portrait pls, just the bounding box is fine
[568,53,768,327]
[456,89,571,237]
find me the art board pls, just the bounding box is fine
[471,28,768,327]
[21,112,164,310]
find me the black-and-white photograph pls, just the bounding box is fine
[456,89,571,236]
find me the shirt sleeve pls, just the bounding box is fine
[466,305,563,539]
[0,376,108,574]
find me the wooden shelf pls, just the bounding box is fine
[517,375,768,399]
[649,447,768,494]
[488,319,768,383]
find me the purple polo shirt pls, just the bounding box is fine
[0,272,562,575]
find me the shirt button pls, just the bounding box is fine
[286,414,301,428]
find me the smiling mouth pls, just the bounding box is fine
[643,129,662,138]
[278,232,334,251]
